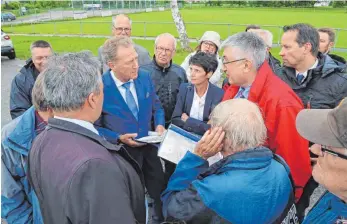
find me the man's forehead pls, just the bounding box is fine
[32,47,52,55]
[114,17,131,26]
[157,36,174,46]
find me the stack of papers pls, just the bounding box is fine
[158,124,222,165]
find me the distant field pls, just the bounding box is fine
[4,7,347,48]
[11,35,347,64]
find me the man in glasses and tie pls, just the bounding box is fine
[221,32,312,207]
[296,98,347,223]
[97,14,151,74]
[95,36,166,223]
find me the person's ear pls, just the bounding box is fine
[87,92,98,110]
[107,61,115,70]
[207,71,213,78]
[303,42,312,55]
[329,42,334,49]
[243,60,252,73]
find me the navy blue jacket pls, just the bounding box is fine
[303,191,347,224]
[94,69,165,143]
[10,59,39,119]
[171,83,223,135]
[161,147,297,224]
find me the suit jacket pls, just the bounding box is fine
[171,83,224,135]
[28,118,146,224]
[95,69,165,143]
[98,44,151,74]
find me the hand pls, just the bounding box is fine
[156,125,166,135]
[194,127,225,159]
[181,113,189,122]
[119,133,146,147]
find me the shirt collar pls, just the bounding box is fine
[194,83,209,101]
[110,70,134,88]
[54,116,99,135]
[296,59,319,77]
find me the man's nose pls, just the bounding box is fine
[310,144,323,157]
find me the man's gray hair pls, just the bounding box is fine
[221,32,267,70]
[30,40,52,51]
[209,99,267,153]
[155,33,177,49]
[32,73,49,112]
[250,29,273,48]
[102,36,134,64]
[42,51,101,112]
[112,14,132,27]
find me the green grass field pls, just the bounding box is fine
[4,7,347,48]
[11,35,347,65]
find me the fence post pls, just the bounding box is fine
[334,28,340,51]
[80,21,83,36]
[144,22,147,39]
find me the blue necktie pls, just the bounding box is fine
[238,87,246,99]
[122,82,138,120]
[297,73,305,84]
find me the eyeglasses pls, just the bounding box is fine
[222,58,246,65]
[202,41,216,49]
[156,46,174,54]
[321,145,347,160]
[113,27,131,33]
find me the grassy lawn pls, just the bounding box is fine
[12,35,347,65]
[4,7,347,48]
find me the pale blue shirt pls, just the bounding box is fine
[54,116,99,135]
[234,86,251,99]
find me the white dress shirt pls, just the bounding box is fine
[54,116,99,135]
[296,59,319,81]
[189,84,209,121]
[110,71,139,108]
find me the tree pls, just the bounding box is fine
[170,0,191,51]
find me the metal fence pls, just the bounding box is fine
[4,20,347,50]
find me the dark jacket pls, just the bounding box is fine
[10,59,39,119]
[141,58,188,127]
[28,118,146,224]
[329,53,346,65]
[161,147,297,224]
[279,53,347,109]
[171,83,224,135]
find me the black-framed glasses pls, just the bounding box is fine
[156,46,174,54]
[321,145,347,160]
[222,58,246,65]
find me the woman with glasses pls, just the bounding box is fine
[172,51,224,136]
[181,31,223,85]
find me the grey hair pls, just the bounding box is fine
[42,51,101,112]
[221,32,267,70]
[155,33,177,50]
[112,14,132,27]
[209,99,267,153]
[30,40,52,51]
[283,23,319,57]
[250,29,273,48]
[102,36,134,64]
[32,73,49,112]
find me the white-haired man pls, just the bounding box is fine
[97,14,151,73]
[162,99,297,223]
[221,32,312,202]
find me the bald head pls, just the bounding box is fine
[209,99,267,155]
[112,14,132,37]
[248,29,273,49]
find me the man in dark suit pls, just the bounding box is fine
[95,36,166,223]
[28,51,146,224]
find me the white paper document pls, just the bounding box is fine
[158,124,222,165]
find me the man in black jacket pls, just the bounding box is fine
[279,23,347,221]
[141,33,188,128]
[28,51,146,224]
[10,40,52,119]
[318,27,346,64]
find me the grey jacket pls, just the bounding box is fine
[278,53,347,109]
[98,43,151,74]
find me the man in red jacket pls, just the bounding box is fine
[221,32,311,202]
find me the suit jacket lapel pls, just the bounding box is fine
[203,84,213,121]
[104,72,135,120]
[185,85,194,115]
